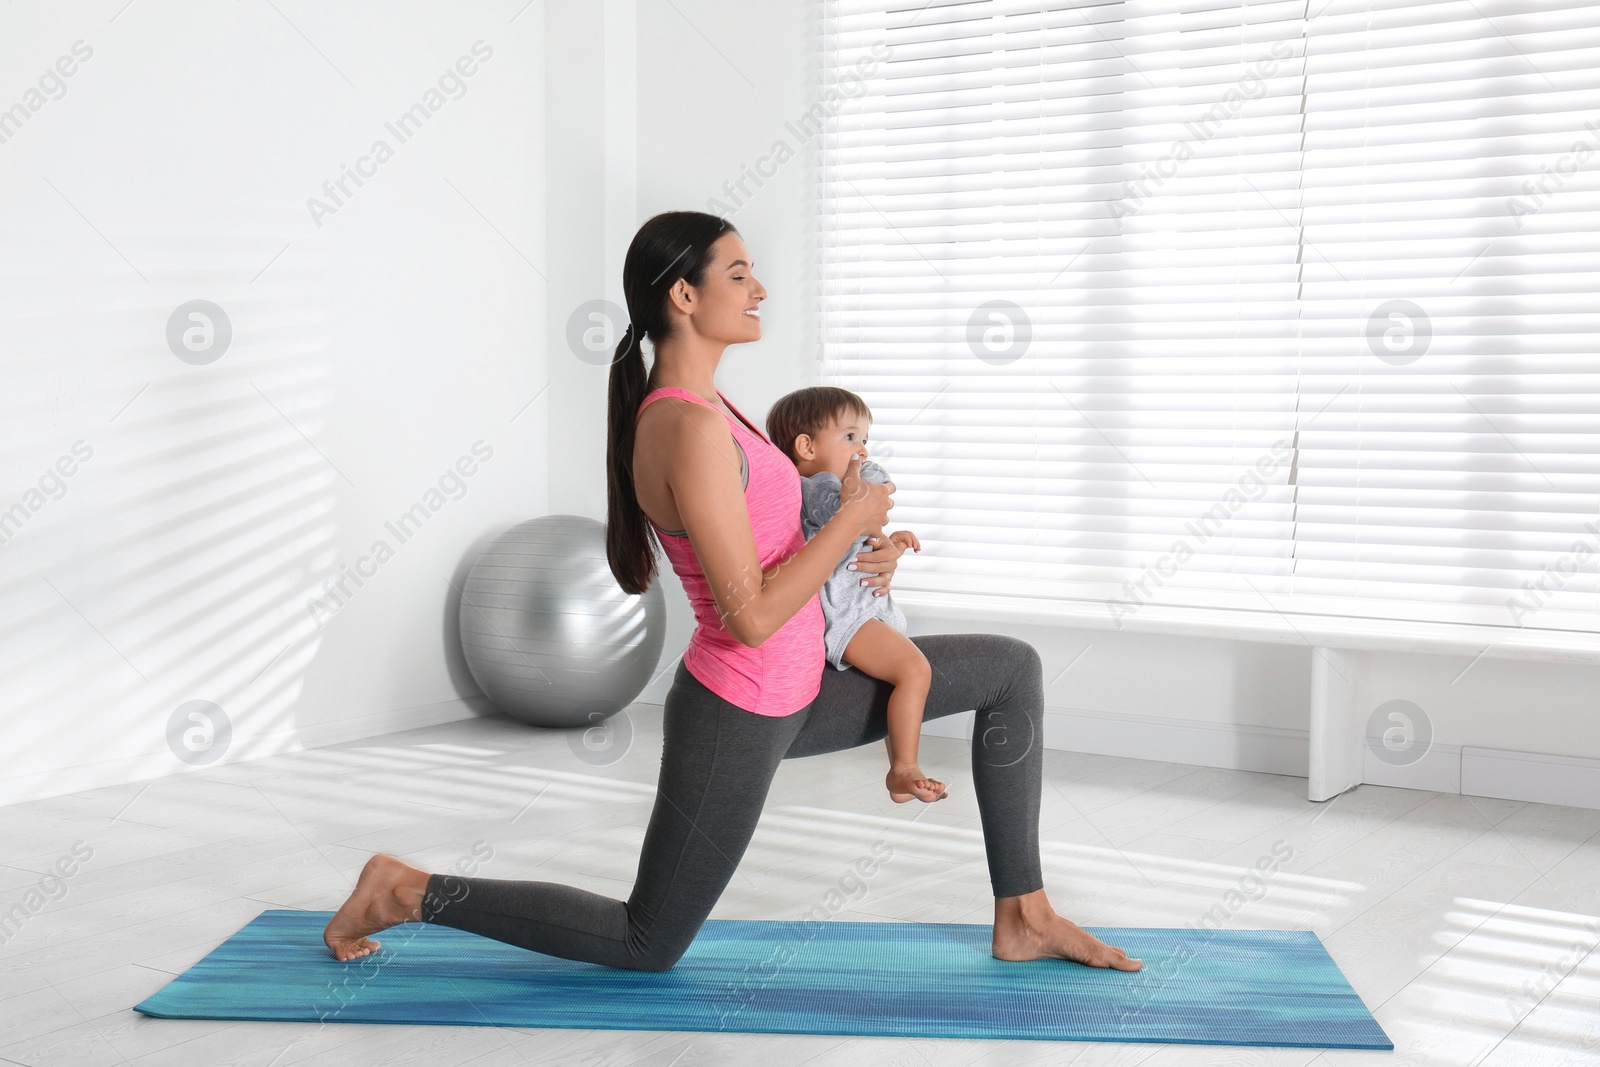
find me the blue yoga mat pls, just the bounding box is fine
[133,910,1390,1048]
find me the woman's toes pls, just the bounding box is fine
[322,853,419,960]
[331,937,366,961]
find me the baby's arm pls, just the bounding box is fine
[888,530,921,554]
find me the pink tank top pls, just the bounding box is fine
[635,386,825,716]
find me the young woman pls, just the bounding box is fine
[323,211,1142,975]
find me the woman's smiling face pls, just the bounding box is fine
[675,231,766,343]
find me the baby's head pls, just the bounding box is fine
[766,386,874,480]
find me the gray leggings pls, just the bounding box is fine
[421,632,1045,971]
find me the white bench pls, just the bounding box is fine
[892,589,1600,802]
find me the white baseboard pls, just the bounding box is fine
[1362,741,1463,794]
[1462,746,1600,810]
[924,705,1600,811]
[922,707,1310,778]
[0,695,489,809]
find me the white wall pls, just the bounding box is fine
[545,0,632,523]
[0,1,545,805]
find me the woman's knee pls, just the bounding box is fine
[1006,634,1042,672]
[975,635,1042,717]
[630,951,681,973]
[977,633,1042,683]
[628,930,693,972]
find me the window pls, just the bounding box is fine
[816,0,1600,638]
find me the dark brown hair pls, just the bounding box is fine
[605,211,739,596]
[765,386,873,466]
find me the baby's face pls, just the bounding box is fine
[798,413,871,480]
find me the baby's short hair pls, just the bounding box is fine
[765,386,873,465]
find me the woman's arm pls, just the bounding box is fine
[851,459,906,591]
[662,401,893,648]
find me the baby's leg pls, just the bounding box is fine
[841,620,942,803]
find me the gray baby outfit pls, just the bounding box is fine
[799,458,910,671]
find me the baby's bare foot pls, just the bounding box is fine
[887,765,947,804]
[323,854,428,962]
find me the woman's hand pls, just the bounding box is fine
[838,453,893,536]
[851,532,904,596]
[838,453,901,595]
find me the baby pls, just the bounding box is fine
[767,386,946,804]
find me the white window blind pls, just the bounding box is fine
[816,0,1600,638]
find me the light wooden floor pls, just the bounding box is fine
[2,707,1597,1067]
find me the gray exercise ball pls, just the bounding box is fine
[458,515,665,728]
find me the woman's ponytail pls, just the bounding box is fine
[604,211,738,595]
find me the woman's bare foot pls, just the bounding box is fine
[323,853,430,962]
[887,764,947,804]
[992,887,1142,970]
